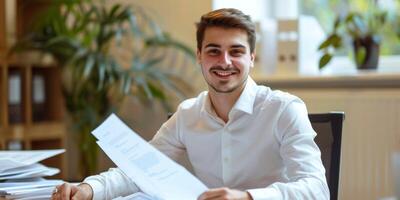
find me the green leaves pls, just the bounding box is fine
[13,1,195,176]
[318,6,391,69]
[14,0,194,162]
[319,54,332,69]
[318,33,342,69]
[355,46,366,67]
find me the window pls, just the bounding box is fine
[301,0,400,55]
[213,0,400,72]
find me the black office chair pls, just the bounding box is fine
[308,112,345,200]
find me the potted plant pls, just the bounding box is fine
[12,0,195,177]
[318,9,390,70]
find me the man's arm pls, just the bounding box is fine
[198,188,253,200]
[149,111,187,164]
[247,99,329,200]
[51,167,139,200]
[82,168,140,200]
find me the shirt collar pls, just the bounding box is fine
[231,77,257,115]
[201,76,258,116]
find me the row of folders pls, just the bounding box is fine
[8,69,46,123]
[0,65,64,151]
[1,66,62,124]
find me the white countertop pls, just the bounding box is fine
[253,72,400,88]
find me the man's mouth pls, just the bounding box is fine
[211,69,239,78]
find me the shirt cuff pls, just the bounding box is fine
[247,187,282,200]
[83,179,104,200]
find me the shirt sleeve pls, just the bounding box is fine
[247,99,330,200]
[149,111,187,164]
[83,168,140,200]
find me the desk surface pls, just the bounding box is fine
[253,73,400,89]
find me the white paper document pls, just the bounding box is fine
[0,179,64,199]
[113,192,153,200]
[0,149,65,172]
[92,114,208,200]
[0,164,59,180]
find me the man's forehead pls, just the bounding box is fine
[202,27,249,48]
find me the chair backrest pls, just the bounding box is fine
[308,112,345,200]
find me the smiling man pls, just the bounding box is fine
[52,8,329,200]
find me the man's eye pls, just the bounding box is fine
[207,49,220,55]
[230,50,244,56]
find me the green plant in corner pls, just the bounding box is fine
[318,8,390,70]
[12,0,195,177]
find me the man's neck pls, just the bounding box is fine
[208,83,246,123]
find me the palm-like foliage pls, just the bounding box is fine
[13,0,195,176]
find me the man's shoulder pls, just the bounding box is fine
[256,85,301,106]
[178,91,207,111]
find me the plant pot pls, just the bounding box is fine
[353,36,380,70]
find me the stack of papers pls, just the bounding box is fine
[0,179,64,200]
[0,149,65,200]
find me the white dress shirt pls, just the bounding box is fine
[84,77,329,200]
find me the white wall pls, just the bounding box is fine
[119,0,212,50]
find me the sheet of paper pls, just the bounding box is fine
[93,114,208,200]
[5,186,54,199]
[0,163,46,177]
[0,163,59,180]
[0,179,63,192]
[1,180,69,199]
[18,194,53,200]
[0,149,65,172]
[0,166,59,180]
[113,192,153,200]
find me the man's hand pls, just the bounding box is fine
[198,187,253,200]
[51,182,93,200]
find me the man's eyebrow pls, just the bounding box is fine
[204,43,220,48]
[204,44,246,49]
[231,44,246,49]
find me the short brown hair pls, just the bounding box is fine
[195,8,256,53]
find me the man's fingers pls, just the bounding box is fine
[198,187,229,200]
[51,185,62,200]
[59,183,72,200]
[70,185,79,196]
[71,183,93,200]
[50,182,90,200]
[51,187,58,200]
[71,187,86,200]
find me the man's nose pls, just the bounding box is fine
[218,52,232,66]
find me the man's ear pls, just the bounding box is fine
[250,51,256,68]
[196,49,202,64]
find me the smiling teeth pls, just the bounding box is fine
[215,71,233,76]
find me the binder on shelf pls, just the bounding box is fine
[32,73,46,122]
[8,70,23,124]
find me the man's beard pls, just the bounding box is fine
[206,74,247,94]
[201,64,247,93]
